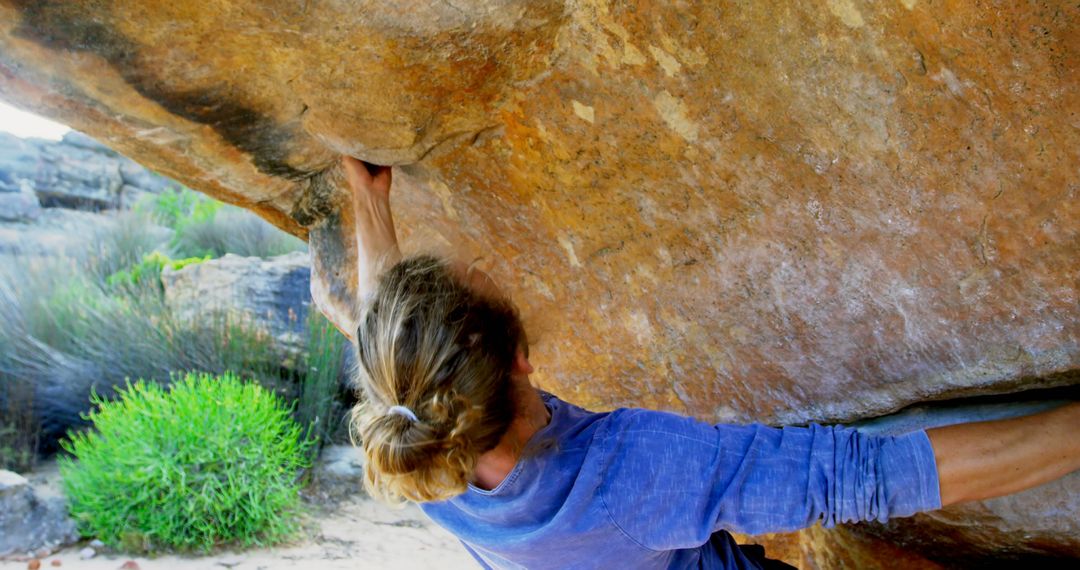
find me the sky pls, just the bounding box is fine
[0,99,71,140]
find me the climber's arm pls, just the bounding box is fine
[341,155,503,306]
[927,401,1080,506]
[343,156,402,302]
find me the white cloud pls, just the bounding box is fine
[0,100,71,140]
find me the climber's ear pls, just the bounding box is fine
[512,345,534,376]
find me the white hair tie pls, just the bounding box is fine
[388,405,419,422]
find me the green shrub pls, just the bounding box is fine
[60,373,313,553]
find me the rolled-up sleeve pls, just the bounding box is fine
[596,409,941,551]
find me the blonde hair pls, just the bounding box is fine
[350,255,524,503]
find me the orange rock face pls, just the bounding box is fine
[1,0,1076,563]
[734,526,947,570]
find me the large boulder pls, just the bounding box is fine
[0,1,1076,563]
[0,131,171,211]
[0,470,79,557]
[161,252,312,363]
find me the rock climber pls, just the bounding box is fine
[342,155,1080,569]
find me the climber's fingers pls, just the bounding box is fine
[342,155,392,200]
[369,162,392,196]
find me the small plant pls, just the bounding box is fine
[134,186,220,230]
[59,373,313,552]
[296,311,347,461]
[83,212,171,283]
[106,251,210,289]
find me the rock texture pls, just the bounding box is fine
[734,525,946,570]
[161,251,312,363]
[0,470,79,557]
[0,131,171,212]
[0,0,1076,563]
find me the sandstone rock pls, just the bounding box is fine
[733,526,947,570]
[0,470,79,557]
[0,0,1071,422]
[771,525,946,570]
[161,252,311,364]
[0,131,170,212]
[0,1,1076,562]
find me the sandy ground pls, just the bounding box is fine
[2,464,478,570]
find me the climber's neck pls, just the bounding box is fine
[471,372,549,491]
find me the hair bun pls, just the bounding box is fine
[350,255,522,503]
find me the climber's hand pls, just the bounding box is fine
[343,155,392,203]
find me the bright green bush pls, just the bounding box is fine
[59,373,313,553]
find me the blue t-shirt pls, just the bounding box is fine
[421,391,941,569]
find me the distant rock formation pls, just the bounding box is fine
[161,252,312,365]
[0,131,171,219]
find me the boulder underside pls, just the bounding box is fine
[1,0,1076,564]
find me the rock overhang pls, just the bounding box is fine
[1,0,1075,428]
